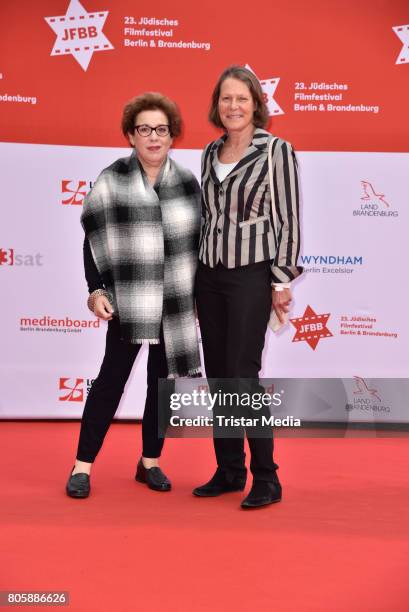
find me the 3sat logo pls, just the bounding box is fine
[0,248,14,266]
[61,180,93,205]
[290,305,333,350]
[59,377,94,402]
[0,248,43,266]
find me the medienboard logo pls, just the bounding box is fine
[392,24,409,64]
[20,315,100,334]
[45,0,114,71]
[0,248,44,266]
[245,64,284,116]
[353,181,398,217]
[61,180,93,205]
[59,377,94,402]
[290,305,333,350]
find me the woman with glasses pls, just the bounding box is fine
[66,93,201,498]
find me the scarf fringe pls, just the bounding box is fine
[167,367,202,380]
[132,338,160,345]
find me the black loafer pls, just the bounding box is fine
[66,469,90,498]
[135,458,171,492]
[193,468,246,497]
[241,479,282,509]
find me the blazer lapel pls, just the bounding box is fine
[206,128,272,183]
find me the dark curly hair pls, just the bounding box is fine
[121,92,182,144]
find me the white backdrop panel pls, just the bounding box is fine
[1,144,408,419]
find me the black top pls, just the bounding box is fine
[83,237,104,293]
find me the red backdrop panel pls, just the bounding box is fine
[0,0,408,150]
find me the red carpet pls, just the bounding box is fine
[1,422,409,611]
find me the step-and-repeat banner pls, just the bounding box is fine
[1,0,408,421]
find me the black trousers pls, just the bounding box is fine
[195,261,279,483]
[76,317,169,462]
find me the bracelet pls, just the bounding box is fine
[87,289,110,313]
[272,285,286,292]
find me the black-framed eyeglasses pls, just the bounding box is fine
[134,124,170,137]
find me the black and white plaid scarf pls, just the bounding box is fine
[81,152,202,378]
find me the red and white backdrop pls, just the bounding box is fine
[1,0,408,421]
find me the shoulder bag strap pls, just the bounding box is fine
[267,136,282,249]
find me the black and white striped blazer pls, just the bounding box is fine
[199,128,303,283]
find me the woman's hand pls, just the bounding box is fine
[272,287,292,324]
[93,295,114,320]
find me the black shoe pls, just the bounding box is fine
[193,468,247,497]
[66,468,90,498]
[135,458,171,492]
[241,479,282,509]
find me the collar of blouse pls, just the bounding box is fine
[207,127,272,184]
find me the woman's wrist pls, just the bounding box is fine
[272,283,291,292]
[87,289,110,313]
